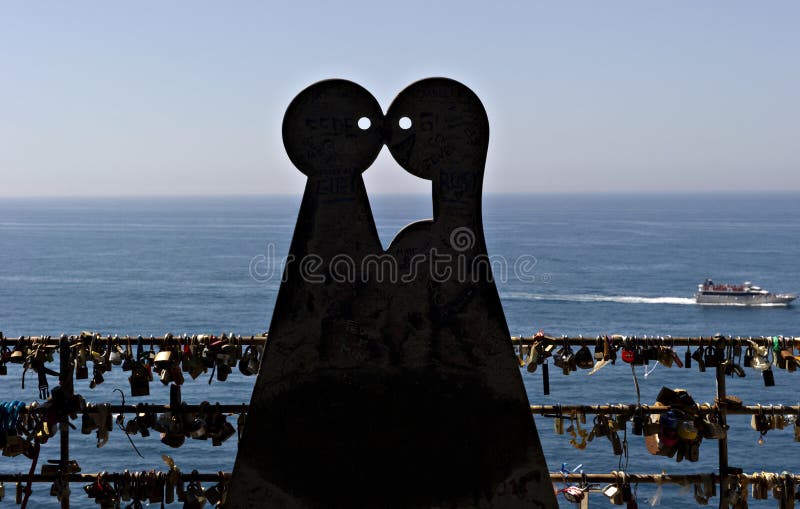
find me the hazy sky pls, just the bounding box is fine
[1,2,798,197]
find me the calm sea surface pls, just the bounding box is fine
[1,194,798,507]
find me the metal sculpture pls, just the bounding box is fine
[228,78,557,508]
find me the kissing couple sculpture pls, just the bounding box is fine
[228,78,557,509]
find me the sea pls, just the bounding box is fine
[0,193,798,508]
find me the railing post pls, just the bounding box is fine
[58,335,72,509]
[716,360,729,509]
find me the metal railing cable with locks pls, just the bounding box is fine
[2,331,800,508]
[0,470,798,507]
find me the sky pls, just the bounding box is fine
[1,1,798,197]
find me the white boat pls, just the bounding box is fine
[695,278,797,306]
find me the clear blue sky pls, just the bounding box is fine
[1,1,798,197]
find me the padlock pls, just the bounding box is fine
[9,346,25,364]
[137,416,151,438]
[751,353,770,371]
[129,364,150,397]
[704,345,720,368]
[217,362,231,381]
[109,345,122,366]
[621,347,635,363]
[659,411,679,447]
[90,366,104,388]
[631,413,644,436]
[762,367,776,387]
[161,430,185,448]
[205,483,222,505]
[75,357,89,380]
[575,344,594,369]
[154,349,173,371]
[692,342,706,367]
[678,420,698,440]
[238,346,255,376]
[213,421,236,446]
[190,417,207,439]
[184,480,207,509]
[146,338,157,366]
[621,483,633,502]
[2,432,25,457]
[603,484,623,505]
[646,342,660,361]
[658,347,674,367]
[594,337,605,360]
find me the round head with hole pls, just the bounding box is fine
[282,79,384,177]
[384,78,489,181]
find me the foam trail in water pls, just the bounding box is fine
[502,292,697,305]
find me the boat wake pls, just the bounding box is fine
[502,292,793,306]
[696,302,791,307]
[502,292,696,305]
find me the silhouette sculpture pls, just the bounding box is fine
[228,78,557,509]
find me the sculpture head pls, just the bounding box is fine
[283,79,384,177]
[384,78,489,183]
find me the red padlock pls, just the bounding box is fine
[621,347,635,363]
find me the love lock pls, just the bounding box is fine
[603,483,624,505]
[574,341,594,370]
[184,478,207,509]
[560,485,585,503]
[129,363,150,397]
[108,337,123,366]
[154,349,173,371]
[238,345,260,376]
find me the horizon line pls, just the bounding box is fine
[2,190,800,200]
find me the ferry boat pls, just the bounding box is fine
[695,278,797,306]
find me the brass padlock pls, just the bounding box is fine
[2,432,25,457]
[154,349,173,371]
[9,347,25,364]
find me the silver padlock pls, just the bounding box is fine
[603,484,624,505]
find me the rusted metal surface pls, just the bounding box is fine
[228,78,557,508]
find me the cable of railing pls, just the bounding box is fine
[11,402,800,416]
[1,332,798,346]
[0,471,797,484]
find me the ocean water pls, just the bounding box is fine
[0,193,798,508]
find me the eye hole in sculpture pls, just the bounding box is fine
[358,117,371,130]
[398,117,412,130]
